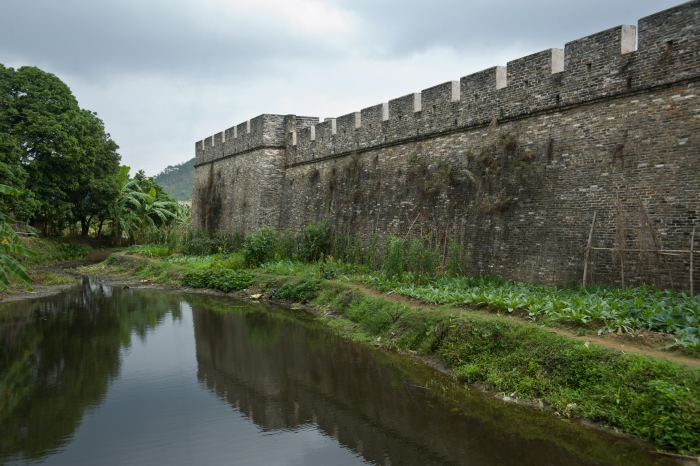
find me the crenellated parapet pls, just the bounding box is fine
[196,114,318,166]
[196,0,699,167]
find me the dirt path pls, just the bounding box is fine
[345,282,700,369]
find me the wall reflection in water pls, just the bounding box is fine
[191,304,658,466]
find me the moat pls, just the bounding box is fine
[0,280,679,465]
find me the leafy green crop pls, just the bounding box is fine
[362,274,700,348]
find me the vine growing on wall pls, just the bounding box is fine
[462,132,543,214]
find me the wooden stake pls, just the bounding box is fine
[620,254,625,289]
[591,247,696,253]
[616,191,625,289]
[404,213,420,240]
[691,226,696,297]
[650,450,700,461]
[583,211,597,287]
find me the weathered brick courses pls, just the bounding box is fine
[193,1,700,290]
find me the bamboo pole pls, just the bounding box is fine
[591,247,699,253]
[616,191,625,289]
[691,226,696,297]
[582,211,597,287]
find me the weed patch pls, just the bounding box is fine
[182,269,253,292]
[276,279,320,303]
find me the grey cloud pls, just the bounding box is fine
[0,0,332,80]
[1,0,689,177]
[340,0,682,59]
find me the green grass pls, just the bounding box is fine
[89,244,700,354]
[20,237,95,265]
[127,244,171,257]
[260,259,366,278]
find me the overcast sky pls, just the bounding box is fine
[0,0,681,175]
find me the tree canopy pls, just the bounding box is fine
[0,64,121,235]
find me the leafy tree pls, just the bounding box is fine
[67,128,121,236]
[0,64,121,234]
[0,184,36,285]
[0,66,40,221]
[133,170,177,215]
[108,166,177,245]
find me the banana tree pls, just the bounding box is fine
[111,166,146,245]
[133,187,176,244]
[0,184,36,285]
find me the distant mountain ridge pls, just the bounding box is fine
[154,158,195,201]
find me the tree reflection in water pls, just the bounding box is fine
[0,279,179,462]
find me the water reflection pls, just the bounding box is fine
[0,282,675,465]
[190,299,671,466]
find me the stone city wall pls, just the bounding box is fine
[192,1,700,289]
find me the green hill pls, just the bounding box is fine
[154,158,195,201]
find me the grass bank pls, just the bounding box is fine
[82,251,700,456]
[0,237,116,297]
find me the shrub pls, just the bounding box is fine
[208,269,253,292]
[299,220,331,262]
[382,237,405,280]
[279,229,297,260]
[182,269,211,288]
[405,236,438,282]
[231,229,245,251]
[183,229,245,256]
[243,227,280,266]
[331,234,363,264]
[52,242,92,261]
[128,244,170,257]
[276,279,320,303]
[183,230,215,256]
[445,238,465,277]
[364,235,380,271]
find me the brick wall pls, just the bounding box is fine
[193,1,700,290]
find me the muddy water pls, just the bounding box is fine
[0,279,675,465]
